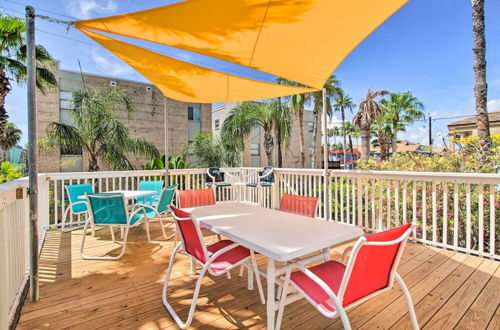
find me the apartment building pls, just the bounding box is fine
[212,102,316,168]
[36,64,211,173]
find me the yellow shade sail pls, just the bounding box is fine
[80,29,315,103]
[75,0,408,89]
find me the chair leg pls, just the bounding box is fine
[190,256,196,275]
[61,207,70,232]
[110,226,115,242]
[250,251,265,304]
[226,272,231,280]
[81,222,129,260]
[145,219,152,242]
[91,220,96,237]
[395,272,419,330]
[239,264,245,277]
[162,243,208,329]
[276,268,291,330]
[247,262,254,290]
[158,216,168,239]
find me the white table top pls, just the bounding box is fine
[188,202,363,262]
[78,190,157,200]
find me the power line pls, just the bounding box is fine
[3,0,77,20]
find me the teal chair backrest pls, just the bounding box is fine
[86,193,128,225]
[65,183,94,213]
[137,180,164,204]
[157,185,177,213]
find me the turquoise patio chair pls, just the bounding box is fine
[63,183,94,232]
[136,185,177,241]
[80,193,150,260]
[137,180,164,206]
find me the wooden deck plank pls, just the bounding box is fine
[455,265,500,330]
[422,258,499,329]
[16,229,500,330]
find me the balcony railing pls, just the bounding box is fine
[2,167,499,328]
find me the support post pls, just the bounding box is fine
[26,6,39,301]
[164,97,169,183]
[322,88,329,221]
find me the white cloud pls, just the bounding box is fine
[66,0,117,19]
[91,49,134,76]
[488,99,500,111]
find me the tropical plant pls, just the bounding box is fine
[0,161,22,183]
[41,86,159,171]
[144,155,189,170]
[310,75,340,168]
[471,0,491,152]
[221,101,290,166]
[277,78,310,167]
[187,133,241,167]
[380,92,424,153]
[333,89,355,165]
[0,15,57,136]
[370,113,392,160]
[328,127,340,146]
[352,89,389,159]
[343,121,359,157]
[0,121,21,151]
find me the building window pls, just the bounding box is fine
[59,91,73,110]
[215,119,220,130]
[251,143,260,156]
[308,122,314,132]
[188,106,201,121]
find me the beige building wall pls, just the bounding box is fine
[36,64,211,173]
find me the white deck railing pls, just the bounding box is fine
[0,179,29,329]
[37,167,499,260]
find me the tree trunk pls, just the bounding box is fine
[88,155,99,172]
[263,129,274,166]
[0,68,11,138]
[360,127,371,159]
[341,109,347,168]
[298,107,306,167]
[277,129,283,167]
[348,135,354,168]
[392,119,398,154]
[379,130,389,161]
[311,106,319,168]
[472,0,491,151]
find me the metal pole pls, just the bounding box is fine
[322,88,329,221]
[164,97,169,181]
[26,6,39,301]
[428,114,432,149]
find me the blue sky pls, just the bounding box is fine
[2,0,500,147]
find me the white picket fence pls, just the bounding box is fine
[2,166,499,327]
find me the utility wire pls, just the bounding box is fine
[3,0,77,20]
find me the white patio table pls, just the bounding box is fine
[78,190,157,201]
[187,201,363,330]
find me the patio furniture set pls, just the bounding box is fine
[61,167,419,330]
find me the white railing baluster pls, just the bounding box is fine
[442,183,448,246]
[478,184,484,254]
[422,181,427,242]
[432,181,437,243]
[489,185,495,257]
[454,183,459,248]
[466,183,472,251]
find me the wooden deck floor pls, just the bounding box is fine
[17,224,500,330]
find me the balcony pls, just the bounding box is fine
[2,168,499,329]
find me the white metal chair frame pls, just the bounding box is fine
[236,166,274,204]
[135,186,177,242]
[62,185,91,233]
[162,211,265,329]
[275,224,419,330]
[80,193,151,261]
[206,167,234,186]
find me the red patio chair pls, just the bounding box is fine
[178,188,215,208]
[275,223,419,330]
[163,206,265,329]
[279,193,319,217]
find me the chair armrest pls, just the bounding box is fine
[128,206,146,225]
[244,169,259,178]
[221,169,234,178]
[206,242,240,263]
[296,264,344,310]
[71,200,88,207]
[341,246,353,264]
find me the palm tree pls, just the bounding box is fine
[221,102,275,165]
[41,86,159,171]
[0,121,21,151]
[343,121,359,159]
[381,92,424,154]
[269,99,292,167]
[370,114,392,160]
[352,89,389,159]
[310,75,340,168]
[276,78,310,167]
[187,133,241,167]
[0,15,57,136]
[471,0,491,151]
[333,89,355,167]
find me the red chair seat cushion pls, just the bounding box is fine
[207,240,250,272]
[290,260,346,312]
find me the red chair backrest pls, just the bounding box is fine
[170,206,206,263]
[178,189,216,208]
[342,223,411,306]
[279,193,319,217]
